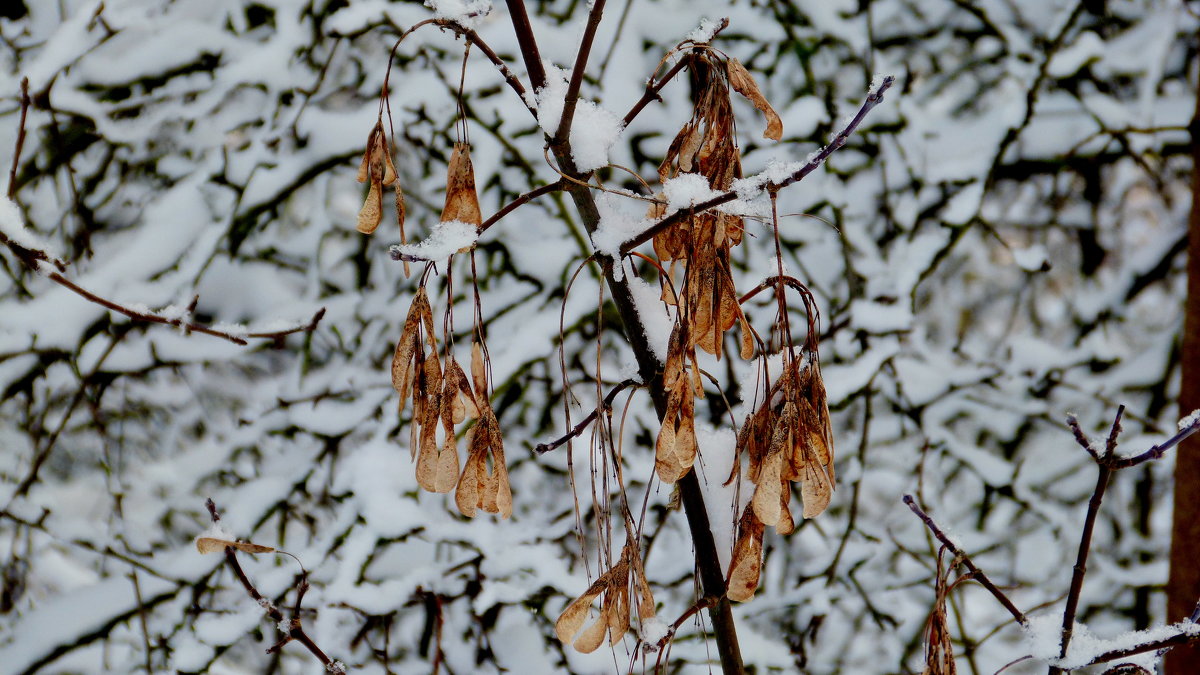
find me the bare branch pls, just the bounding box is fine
[902,495,1028,625]
[204,499,339,671]
[535,378,640,454]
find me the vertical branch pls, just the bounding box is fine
[502,2,744,671]
[552,0,607,147]
[503,0,548,92]
[1050,463,1113,673]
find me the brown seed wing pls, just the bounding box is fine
[357,179,383,234]
[441,142,482,226]
[726,58,783,141]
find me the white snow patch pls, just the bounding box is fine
[662,173,722,212]
[390,220,478,263]
[590,192,653,262]
[1012,244,1049,271]
[0,197,58,259]
[640,616,670,645]
[1179,408,1200,431]
[425,0,492,28]
[685,17,722,44]
[625,275,673,361]
[535,64,625,172]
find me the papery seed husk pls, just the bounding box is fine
[727,57,783,141]
[381,136,398,187]
[574,611,610,654]
[776,487,795,535]
[455,450,481,517]
[738,314,755,360]
[416,402,440,491]
[726,508,765,602]
[357,180,383,234]
[493,444,512,519]
[801,463,833,518]
[195,537,275,555]
[441,142,482,226]
[751,452,783,526]
[471,341,487,399]
[434,438,459,494]
[555,588,603,644]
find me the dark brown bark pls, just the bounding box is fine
[1165,62,1200,675]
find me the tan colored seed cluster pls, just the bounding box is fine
[727,352,834,601]
[554,542,658,653]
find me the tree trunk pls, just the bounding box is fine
[1165,64,1200,674]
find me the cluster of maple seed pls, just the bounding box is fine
[358,118,512,519]
[355,36,835,650]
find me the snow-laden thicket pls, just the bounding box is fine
[0,0,1194,672]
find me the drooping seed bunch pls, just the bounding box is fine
[360,114,511,518]
[554,540,658,653]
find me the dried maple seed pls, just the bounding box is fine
[441,142,482,226]
[727,57,783,141]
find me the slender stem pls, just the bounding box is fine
[1051,465,1113,673]
[902,495,1028,625]
[622,57,689,127]
[1114,418,1200,468]
[535,378,640,454]
[617,76,895,256]
[553,0,607,146]
[7,77,29,199]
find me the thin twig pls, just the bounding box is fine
[204,499,339,670]
[902,495,1028,625]
[7,76,29,200]
[388,181,565,263]
[617,76,895,256]
[1113,417,1200,468]
[535,378,640,454]
[382,18,536,118]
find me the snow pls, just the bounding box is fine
[389,220,479,263]
[590,192,653,262]
[0,197,57,259]
[685,17,723,44]
[640,615,670,644]
[625,274,674,361]
[1179,409,1200,431]
[425,0,493,28]
[534,64,625,172]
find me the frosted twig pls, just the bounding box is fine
[617,75,895,256]
[204,499,341,670]
[902,495,1028,625]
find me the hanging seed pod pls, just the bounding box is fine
[726,505,765,602]
[441,142,482,226]
[453,341,511,518]
[554,543,651,653]
[356,121,399,234]
[727,57,783,141]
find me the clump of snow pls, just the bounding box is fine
[662,173,722,212]
[390,220,479,264]
[193,522,235,550]
[625,275,674,361]
[327,662,348,674]
[590,192,653,265]
[869,73,890,92]
[534,64,625,172]
[0,197,58,259]
[685,17,722,44]
[732,159,805,200]
[640,616,670,645]
[1024,614,1196,670]
[1012,244,1049,272]
[1179,408,1200,431]
[425,0,492,28]
[276,618,291,633]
